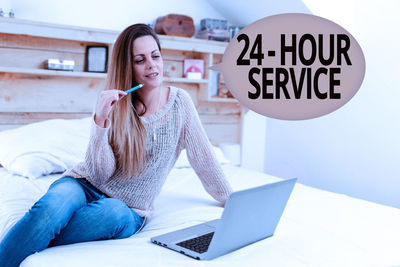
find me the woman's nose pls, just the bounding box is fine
[146,57,156,69]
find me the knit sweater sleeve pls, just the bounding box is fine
[83,113,117,185]
[180,90,233,206]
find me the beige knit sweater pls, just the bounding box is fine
[61,86,233,218]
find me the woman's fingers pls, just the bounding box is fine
[96,89,128,120]
[105,89,127,100]
[118,90,128,99]
[109,90,128,105]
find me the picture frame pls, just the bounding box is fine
[85,46,108,73]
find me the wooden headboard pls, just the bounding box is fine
[0,17,246,149]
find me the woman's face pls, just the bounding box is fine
[132,35,163,89]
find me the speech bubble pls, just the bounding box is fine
[211,13,366,120]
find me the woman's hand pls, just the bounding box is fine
[94,89,127,128]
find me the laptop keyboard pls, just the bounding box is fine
[176,232,215,254]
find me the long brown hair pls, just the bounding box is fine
[106,24,161,177]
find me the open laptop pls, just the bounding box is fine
[150,178,297,260]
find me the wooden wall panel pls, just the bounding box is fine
[0,47,85,70]
[0,73,104,112]
[0,34,85,52]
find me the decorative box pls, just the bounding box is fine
[200,18,228,30]
[183,59,204,79]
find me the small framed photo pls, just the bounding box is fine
[86,46,108,73]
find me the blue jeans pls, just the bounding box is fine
[0,176,145,267]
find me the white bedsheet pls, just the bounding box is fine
[1,165,399,267]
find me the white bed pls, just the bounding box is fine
[0,118,399,267]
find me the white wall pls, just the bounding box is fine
[1,0,12,14]
[205,0,310,26]
[264,0,400,208]
[240,110,266,172]
[207,0,400,208]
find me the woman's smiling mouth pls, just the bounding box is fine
[146,72,159,78]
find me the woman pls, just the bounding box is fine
[0,23,232,267]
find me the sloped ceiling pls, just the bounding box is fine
[205,0,311,26]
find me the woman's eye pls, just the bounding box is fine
[135,59,144,64]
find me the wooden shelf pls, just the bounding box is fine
[0,17,228,53]
[0,66,107,78]
[0,67,213,83]
[160,35,227,54]
[163,77,209,84]
[209,96,238,103]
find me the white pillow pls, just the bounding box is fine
[0,117,92,179]
[6,153,67,179]
[174,146,230,169]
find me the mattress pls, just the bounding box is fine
[1,165,399,267]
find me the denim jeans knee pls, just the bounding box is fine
[87,198,144,240]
